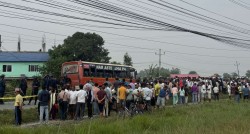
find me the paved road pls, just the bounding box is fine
[0,101,37,110]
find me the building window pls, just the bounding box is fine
[29,65,39,72]
[3,65,12,72]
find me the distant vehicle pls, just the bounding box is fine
[61,61,137,86]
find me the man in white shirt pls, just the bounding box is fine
[143,84,152,102]
[133,85,142,102]
[207,83,212,102]
[227,83,231,100]
[142,83,152,111]
[213,86,219,101]
[75,84,87,120]
[68,87,77,120]
[201,83,207,102]
[104,83,112,117]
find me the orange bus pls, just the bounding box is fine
[61,61,137,86]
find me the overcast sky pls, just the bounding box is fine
[0,0,249,76]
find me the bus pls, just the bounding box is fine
[61,61,137,86]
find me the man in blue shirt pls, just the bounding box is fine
[156,85,167,108]
[242,85,249,101]
[38,85,50,124]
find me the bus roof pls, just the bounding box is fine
[63,61,134,68]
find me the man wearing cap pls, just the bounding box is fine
[14,88,23,125]
[0,75,6,105]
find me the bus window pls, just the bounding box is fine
[114,71,120,78]
[90,67,96,77]
[84,69,90,77]
[126,71,131,78]
[114,71,127,78]
[104,70,113,78]
[96,70,104,77]
[121,72,127,78]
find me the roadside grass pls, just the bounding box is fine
[1,100,250,134]
[0,108,38,125]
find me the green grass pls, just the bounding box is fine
[1,100,250,134]
[0,108,38,125]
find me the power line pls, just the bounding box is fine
[22,0,167,30]
[0,29,60,41]
[1,21,246,52]
[68,0,250,45]
[106,41,250,58]
[0,1,249,50]
[229,0,250,10]
[179,0,250,28]
[0,9,153,31]
[238,0,250,5]
[116,0,250,39]
[1,21,249,54]
[1,1,250,48]
[7,0,170,30]
[148,0,250,35]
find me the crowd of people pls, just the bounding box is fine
[9,76,250,125]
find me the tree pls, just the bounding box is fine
[231,72,238,78]
[40,56,67,79]
[40,32,111,78]
[123,52,133,66]
[137,64,170,78]
[145,64,158,77]
[189,71,197,74]
[170,68,181,74]
[246,70,250,78]
[223,73,231,79]
[213,73,221,77]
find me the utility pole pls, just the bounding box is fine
[42,34,46,52]
[155,49,165,77]
[234,61,240,77]
[0,35,2,52]
[18,35,21,52]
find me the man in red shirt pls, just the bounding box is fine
[97,85,106,117]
